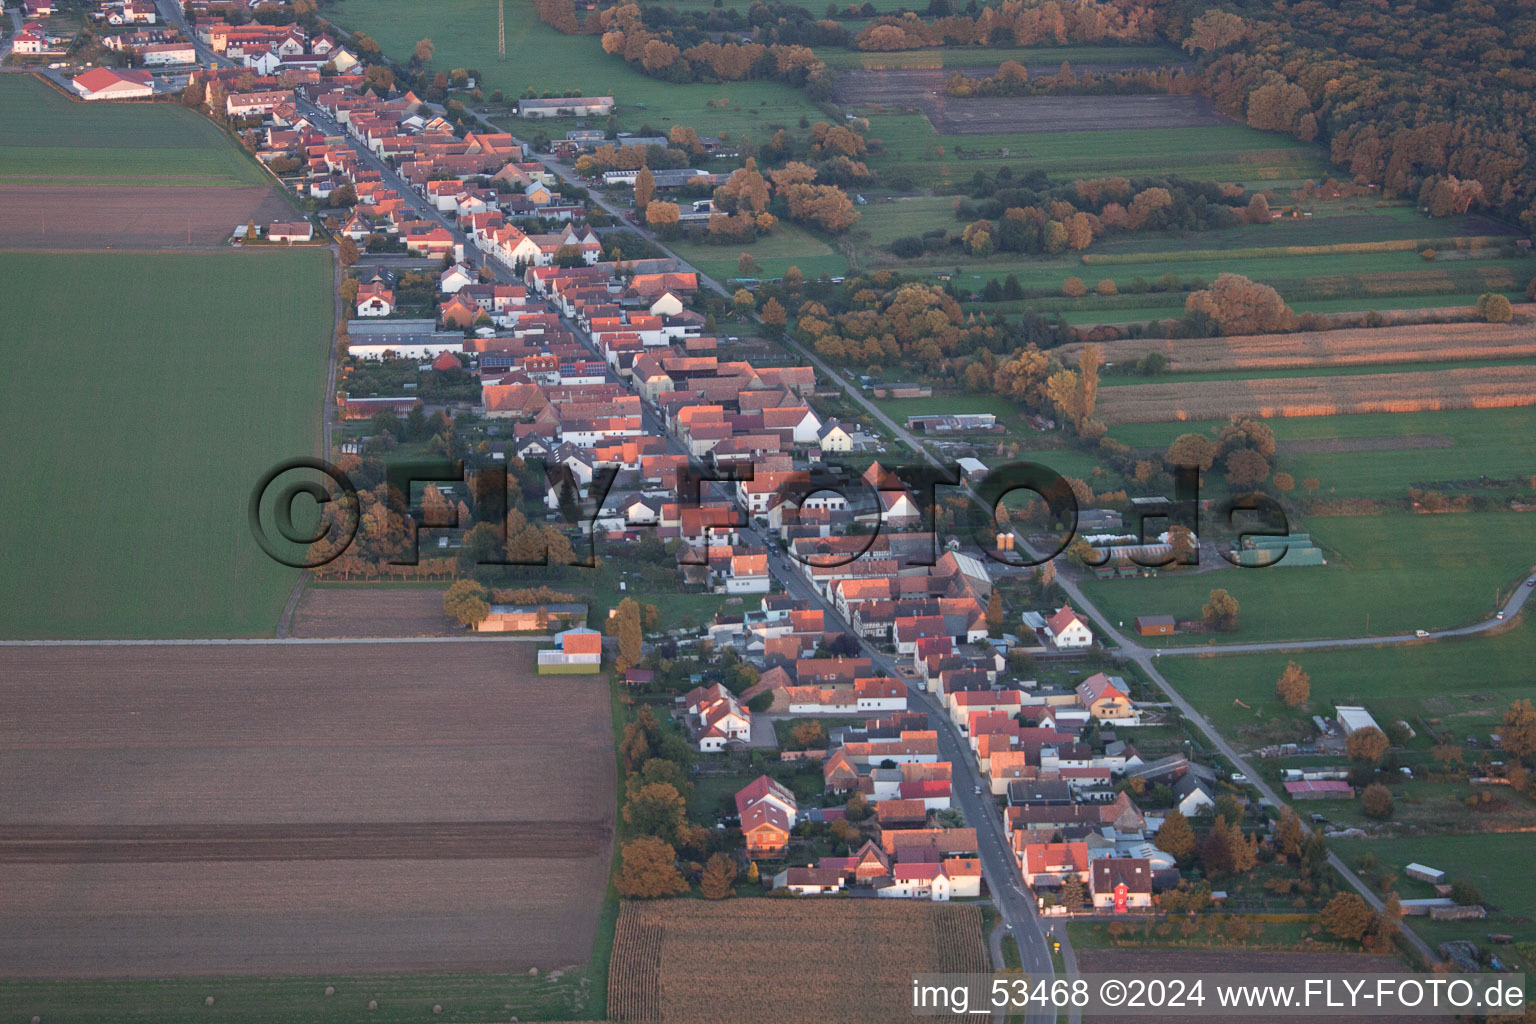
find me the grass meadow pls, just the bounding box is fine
[1328,832,1536,963]
[1153,614,1536,740]
[1106,407,1536,498]
[670,221,849,281]
[0,250,332,638]
[332,0,824,141]
[0,76,269,186]
[1079,511,1536,646]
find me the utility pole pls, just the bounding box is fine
[497,0,506,60]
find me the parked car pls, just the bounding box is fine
[1230,772,1247,783]
[1415,629,1430,637]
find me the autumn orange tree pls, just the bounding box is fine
[1185,274,1296,335]
[443,579,490,628]
[644,201,681,239]
[633,166,654,217]
[609,596,643,673]
[1346,726,1390,766]
[1275,661,1310,708]
[699,852,738,899]
[1201,588,1240,632]
[616,837,688,898]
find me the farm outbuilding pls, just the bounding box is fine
[1336,705,1381,736]
[1135,615,1175,636]
[536,627,602,673]
[1405,863,1446,884]
[1232,533,1326,567]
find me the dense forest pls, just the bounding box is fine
[1173,0,1536,230]
[535,0,1536,233]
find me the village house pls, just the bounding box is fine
[355,281,395,317]
[1044,605,1094,649]
[1074,673,1135,721]
[268,221,314,243]
[1090,858,1153,911]
[737,775,795,857]
[226,90,291,119]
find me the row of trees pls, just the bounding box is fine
[945,60,1200,99]
[614,706,745,899]
[851,0,1164,51]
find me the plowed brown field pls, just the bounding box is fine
[0,641,615,977]
[1065,316,1536,373]
[0,184,293,248]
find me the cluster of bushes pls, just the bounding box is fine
[888,170,1259,260]
[945,61,1199,99]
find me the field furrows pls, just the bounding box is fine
[0,821,611,863]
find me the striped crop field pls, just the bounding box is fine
[1078,236,1512,266]
[1061,313,1536,373]
[1094,364,1536,424]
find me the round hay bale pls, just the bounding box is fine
[368,1000,378,1010]
[205,997,215,1007]
[432,1004,443,1014]
[527,967,538,977]
[324,987,335,997]
[32,1016,42,1024]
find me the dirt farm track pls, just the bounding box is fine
[0,642,615,977]
[0,184,293,248]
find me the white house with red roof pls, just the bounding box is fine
[1044,604,1094,649]
[685,682,752,750]
[878,862,953,900]
[355,281,394,317]
[13,20,60,53]
[734,775,797,821]
[71,67,153,100]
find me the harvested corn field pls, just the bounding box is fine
[1094,365,1536,424]
[1065,317,1536,373]
[608,900,987,1023]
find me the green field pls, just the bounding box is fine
[670,221,849,281]
[885,241,1529,299]
[1106,407,1536,498]
[0,969,593,1024]
[332,0,825,140]
[0,76,270,186]
[1328,833,1536,960]
[1152,611,1536,739]
[862,113,1327,188]
[0,250,333,638]
[1080,511,1536,646]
